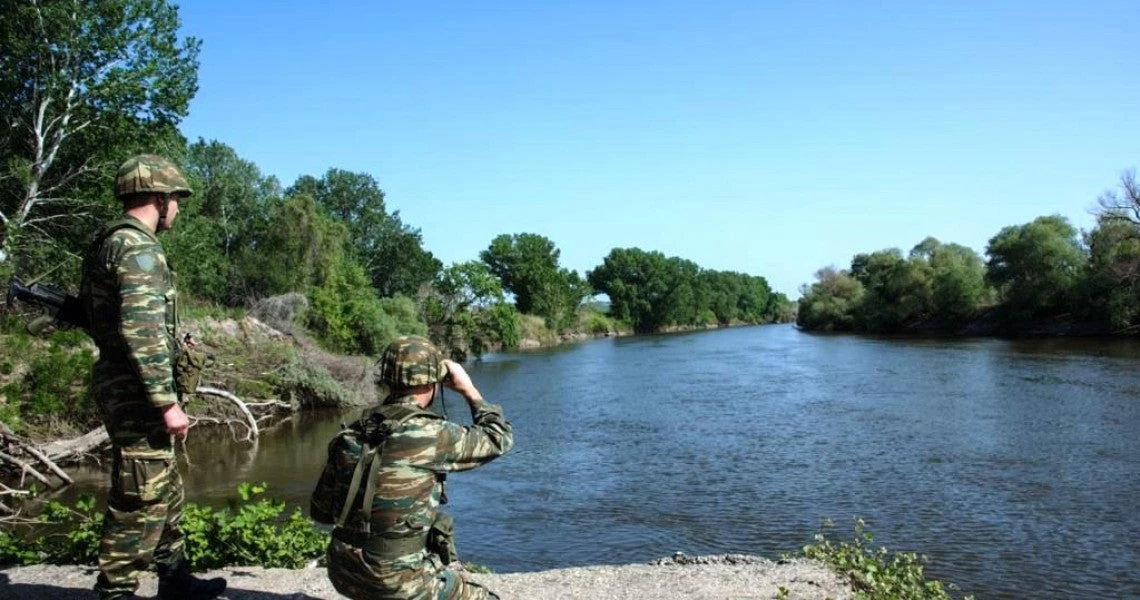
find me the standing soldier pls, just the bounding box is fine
[321,335,513,600]
[81,155,226,600]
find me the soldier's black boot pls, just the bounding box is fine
[156,558,227,600]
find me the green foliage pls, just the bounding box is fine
[582,309,621,336]
[167,139,282,306]
[182,483,327,570]
[796,267,865,331]
[0,485,326,570]
[480,233,588,330]
[589,248,777,333]
[0,330,96,434]
[0,494,103,566]
[921,240,988,324]
[849,248,933,331]
[289,169,441,297]
[0,0,200,263]
[236,194,346,299]
[425,261,520,360]
[308,260,399,355]
[270,357,357,409]
[792,519,974,600]
[1081,216,1140,329]
[985,215,1087,319]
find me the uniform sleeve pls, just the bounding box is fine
[115,243,177,408]
[397,400,513,473]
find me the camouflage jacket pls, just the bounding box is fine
[353,394,513,561]
[80,216,179,446]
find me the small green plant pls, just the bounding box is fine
[0,483,328,571]
[183,482,328,570]
[0,493,104,566]
[789,519,974,600]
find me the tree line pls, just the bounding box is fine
[797,172,1140,335]
[0,0,791,360]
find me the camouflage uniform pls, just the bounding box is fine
[80,156,188,600]
[326,337,514,600]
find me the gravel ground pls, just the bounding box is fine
[0,554,854,599]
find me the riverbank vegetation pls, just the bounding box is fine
[797,170,1140,336]
[792,519,974,600]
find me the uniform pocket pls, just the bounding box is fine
[117,457,171,504]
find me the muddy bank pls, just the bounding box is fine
[0,554,853,599]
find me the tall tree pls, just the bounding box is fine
[288,169,440,297]
[167,139,281,304]
[423,261,520,360]
[1083,216,1140,329]
[588,248,703,332]
[850,248,933,331]
[1096,168,1140,225]
[796,266,865,331]
[985,215,1087,318]
[479,233,586,328]
[0,0,199,264]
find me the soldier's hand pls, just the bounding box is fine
[162,403,190,438]
[441,360,482,403]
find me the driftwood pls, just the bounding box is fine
[196,386,261,441]
[1,387,281,505]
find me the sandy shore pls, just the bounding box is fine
[0,554,854,599]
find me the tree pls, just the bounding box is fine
[0,0,199,264]
[985,215,1086,318]
[236,194,345,299]
[479,233,587,329]
[926,241,988,324]
[166,139,281,304]
[587,248,703,332]
[796,267,865,331]
[1096,168,1140,225]
[423,261,520,360]
[849,248,933,331]
[287,169,440,297]
[1082,216,1140,329]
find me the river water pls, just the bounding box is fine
[62,324,1140,599]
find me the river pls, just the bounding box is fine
[61,324,1140,599]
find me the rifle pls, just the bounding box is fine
[5,277,88,332]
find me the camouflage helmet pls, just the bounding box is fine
[375,335,448,390]
[114,154,192,200]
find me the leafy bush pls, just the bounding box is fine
[0,494,103,566]
[0,484,327,570]
[791,519,974,600]
[308,263,427,355]
[0,330,96,434]
[182,482,327,569]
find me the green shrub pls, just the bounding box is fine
[0,484,327,570]
[183,482,327,570]
[791,519,974,600]
[0,331,96,434]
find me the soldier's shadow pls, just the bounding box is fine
[0,571,330,599]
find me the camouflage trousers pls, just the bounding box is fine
[94,440,184,599]
[327,539,500,600]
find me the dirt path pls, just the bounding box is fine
[0,555,853,599]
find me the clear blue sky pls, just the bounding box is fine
[177,1,1139,298]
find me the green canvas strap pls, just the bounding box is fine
[336,442,376,528]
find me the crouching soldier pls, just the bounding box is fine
[312,335,513,599]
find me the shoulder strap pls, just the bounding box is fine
[335,440,376,528]
[91,217,151,252]
[346,405,434,530]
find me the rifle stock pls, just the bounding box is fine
[5,277,88,329]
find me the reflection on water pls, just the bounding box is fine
[59,325,1140,600]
